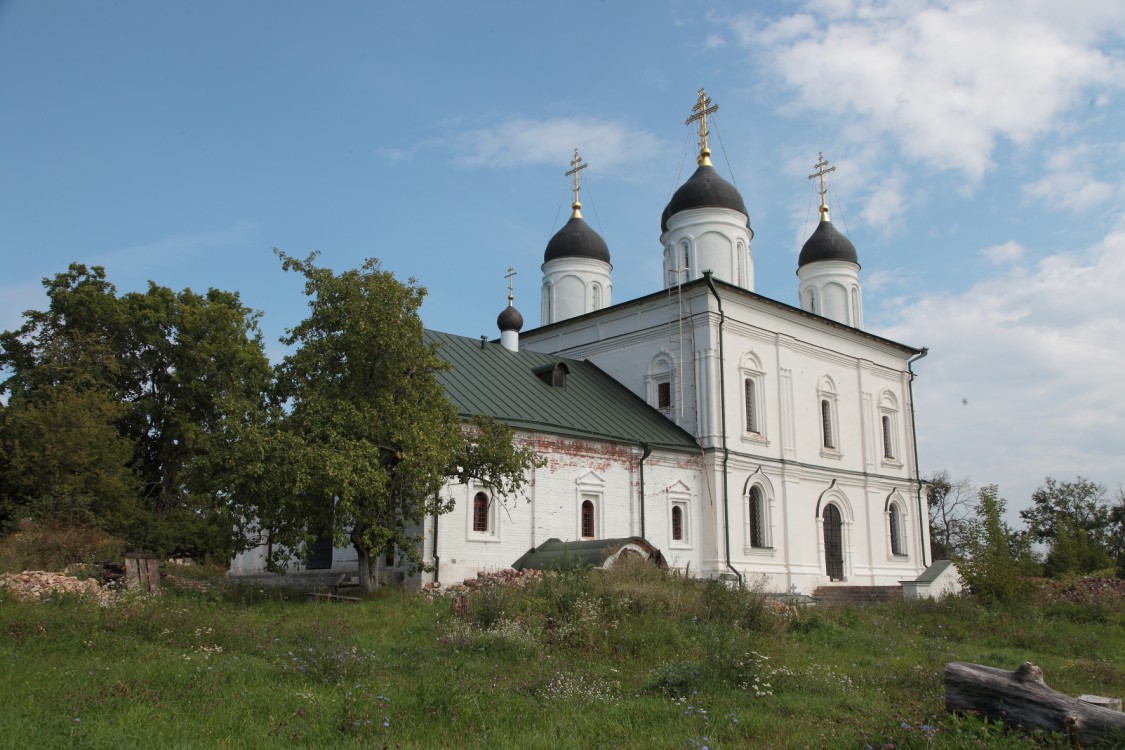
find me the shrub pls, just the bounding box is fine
[647,660,702,697]
[0,520,125,573]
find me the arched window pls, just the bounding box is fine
[473,492,489,533]
[647,353,674,413]
[740,351,766,439]
[745,378,758,433]
[821,399,835,449]
[879,391,900,464]
[823,503,844,579]
[581,499,595,539]
[748,486,765,548]
[671,506,683,541]
[807,288,818,314]
[889,502,904,556]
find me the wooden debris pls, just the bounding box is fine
[945,661,1125,747]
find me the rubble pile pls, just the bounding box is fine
[424,567,545,615]
[1033,576,1125,606]
[0,570,114,605]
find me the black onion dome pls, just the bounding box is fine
[798,220,859,268]
[543,215,611,264]
[661,164,750,233]
[497,305,524,333]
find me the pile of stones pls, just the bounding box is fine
[0,570,114,605]
[423,567,545,615]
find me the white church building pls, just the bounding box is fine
[231,91,932,596]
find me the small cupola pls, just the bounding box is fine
[497,266,523,352]
[797,152,864,328]
[541,149,613,325]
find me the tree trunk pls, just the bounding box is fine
[945,661,1125,747]
[351,525,378,593]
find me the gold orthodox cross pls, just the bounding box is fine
[565,148,588,212]
[685,88,718,164]
[504,266,517,305]
[807,152,836,219]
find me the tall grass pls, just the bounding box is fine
[1,560,1122,749]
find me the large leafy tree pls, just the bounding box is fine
[0,264,272,557]
[1020,476,1114,576]
[0,331,139,530]
[254,252,541,591]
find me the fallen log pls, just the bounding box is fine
[945,662,1125,747]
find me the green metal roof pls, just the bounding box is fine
[511,537,667,571]
[425,329,698,451]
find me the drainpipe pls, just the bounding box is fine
[639,443,652,539]
[703,271,743,588]
[431,497,440,585]
[908,348,929,568]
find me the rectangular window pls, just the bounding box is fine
[657,381,671,410]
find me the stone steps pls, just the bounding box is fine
[812,585,903,606]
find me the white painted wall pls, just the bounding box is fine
[540,256,612,325]
[661,207,754,291]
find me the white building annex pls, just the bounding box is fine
[231,90,932,596]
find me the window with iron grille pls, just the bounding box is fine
[581,499,595,539]
[744,378,757,433]
[748,486,765,548]
[882,415,894,459]
[473,492,489,533]
[821,399,835,449]
[889,504,903,556]
[671,506,683,542]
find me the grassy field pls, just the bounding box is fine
[1,563,1123,749]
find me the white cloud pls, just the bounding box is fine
[449,117,663,171]
[1021,143,1117,213]
[874,227,1125,508]
[980,241,1024,265]
[858,172,905,228]
[738,1,1125,181]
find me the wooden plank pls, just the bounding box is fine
[945,662,1125,747]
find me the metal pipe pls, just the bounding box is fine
[639,442,652,539]
[908,347,929,567]
[703,271,743,588]
[431,496,440,585]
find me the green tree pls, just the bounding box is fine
[0,331,139,531]
[957,485,1028,604]
[0,264,272,558]
[1020,477,1113,576]
[251,252,541,591]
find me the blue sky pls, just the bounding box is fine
[2,1,1123,518]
